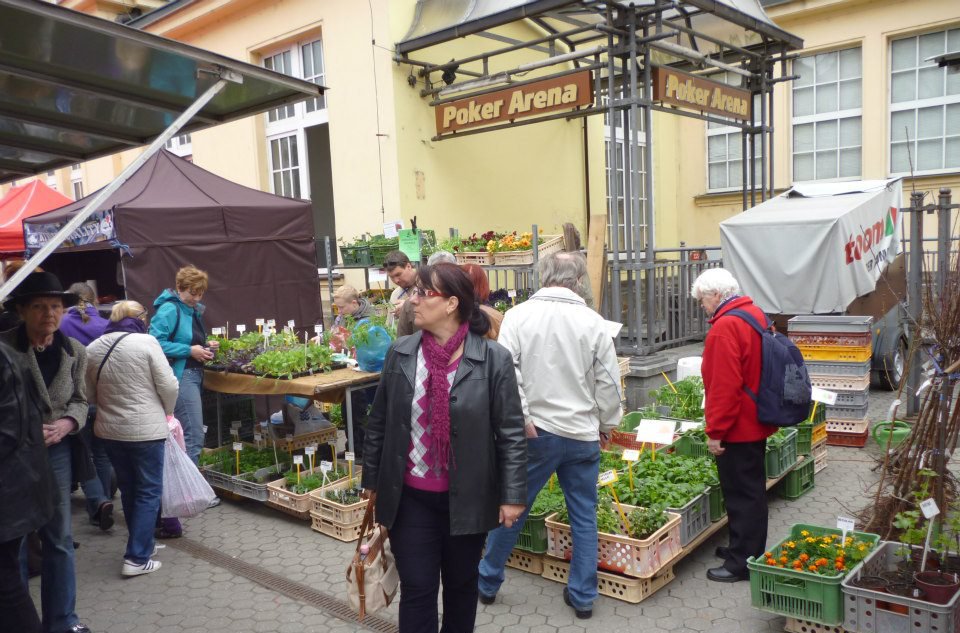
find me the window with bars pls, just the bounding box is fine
[269,135,301,199]
[792,48,862,181]
[889,28,960,175]
[300,40,326,113]
[263,50,296,123]
[706,73,761,191]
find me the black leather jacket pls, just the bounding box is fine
[0,340,55,543]
[361,330,526,535]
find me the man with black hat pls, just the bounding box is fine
[0,271,92,633]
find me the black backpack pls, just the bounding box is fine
[726,309,812,427]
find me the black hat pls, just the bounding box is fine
[5,272,79,309]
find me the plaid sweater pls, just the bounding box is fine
[403,347,461,492]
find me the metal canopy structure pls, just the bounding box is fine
[0,0,325,302]
[396,0,801,354]
[0,0,326,185]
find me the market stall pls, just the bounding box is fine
[22,150,321,328]
[0,181,72,257]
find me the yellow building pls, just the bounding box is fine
[663,0,960,247]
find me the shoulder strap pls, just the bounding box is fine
[725,308,770,334]
[96,333,134,384]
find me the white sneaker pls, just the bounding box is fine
[122,559,162,577]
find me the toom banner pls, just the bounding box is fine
[23,209,116,251]
[719,180,903,314]
[435,71,592,135]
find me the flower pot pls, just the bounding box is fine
[914,571,960,604]
[886,583,927,613]
[880,569,914,585]
[848,575,888,592]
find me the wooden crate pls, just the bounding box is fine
[309,511,362,542]
[265,479,312,520]
[309,478,366,524]
[454,251,493,265]
[541,556,675,604]
[493,235,564,265]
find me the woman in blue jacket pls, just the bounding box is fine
[148,265,217,466]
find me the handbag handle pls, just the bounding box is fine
[355,492,378,554]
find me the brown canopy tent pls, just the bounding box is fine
[23,150,320,329]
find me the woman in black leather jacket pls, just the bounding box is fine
[362,263,526,633]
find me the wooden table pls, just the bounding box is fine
[203,368,380,453]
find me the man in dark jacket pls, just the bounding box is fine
[0,340,55,633]
[692,268,776,582]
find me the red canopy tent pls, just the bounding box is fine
[0,181,72,256]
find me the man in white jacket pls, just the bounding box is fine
[477,252,622,619]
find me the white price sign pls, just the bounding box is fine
[383,220,402,238]
[230,428,239,438]
[921,498,941,519]
[260,421,268,428]
[293,455,304,466]
[837,516,856,533]
[304,446,317,456]
[231,421,241,430]
[810,386,838,406]
[635,419,676,446]
[345,451,356,462]
[256,318,265,326]
[253,433,262,442]
[212,327,222,336]
[267,319,276,327]
[598,470,619,486]
[621,449,640,462]
[678,421,703,433]
[507,289,517,298]
[314,324,323,335]
[232,442,243,452]
[236,324,246,333]
[319,461,333,473]
[287,319,295,329]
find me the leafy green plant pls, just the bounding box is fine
[250,344,334,379]
[649,377,704,421]
[325,487,363,505]
[530,484,566,515]
[626,506,670,540]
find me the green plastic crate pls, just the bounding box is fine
[776,455,816,500]
[708,483,726,522]
[807,402,826,425]
[673,433,710,458]
[747,523,880,626]
[340,245,373,266]
[796,422,814,455]
[765,427,798,478]
[515,511,549,553]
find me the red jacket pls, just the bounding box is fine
[702,296,778,443]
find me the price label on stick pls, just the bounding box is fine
[320,461,332,474]
[837,516,855,543]
[508,289,517,298]
[231,421,241,430]
[678,421,703,433]
[253,432,262,443]
[635,419,675,446]
[622,449,640,462]
[921,498,941,519]
[287,319,295,329]
[267,319,276,328]
[304,446,316,456]
[233,442,242,452]
[810,386,838,406]
[345,451,356,462]
[212,327,222,336]
[293,455,304,466]
[598,470,618,487]
[230,428,239,438]
[236,324,246,333]
[314,324,323,335]
[256,318,265,326]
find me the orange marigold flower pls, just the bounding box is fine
[808,565,818,572]
[799,554,810,562]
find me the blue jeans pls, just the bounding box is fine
[80,413,114,520]
[175,367,204,465]
[478,428,600,610]
[20,440,79,633]
[103,439,165,565]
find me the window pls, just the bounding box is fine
[261,36,327,199]
[70,164,83,200]
[46,171,57,190]
[889,28,960,175]
[706,73,761,191]
[604,102,647,252]
[269,135,301,198]
[72,180,84,200]
[164,133,192,158]
[792,48,862,181]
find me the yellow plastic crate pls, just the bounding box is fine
[811,423,828,445]
[797,343,871,363]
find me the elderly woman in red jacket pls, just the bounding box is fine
[691,268,776,583]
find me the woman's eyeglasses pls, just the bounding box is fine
[413,286,448,299]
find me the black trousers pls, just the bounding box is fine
[389,486,486,633]
[0,536,41,633]
[716,439,768,576]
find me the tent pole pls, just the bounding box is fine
[0,77,231,302]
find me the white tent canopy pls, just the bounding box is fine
[719,179,903,314]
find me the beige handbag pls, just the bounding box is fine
[346,494,399,620]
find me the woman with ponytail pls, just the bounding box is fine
[59,283,108,344]
[361,263,527,633]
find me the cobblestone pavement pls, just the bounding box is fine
[35,387,898,633]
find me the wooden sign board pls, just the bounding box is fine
[435,70,593,135]
[652,67,752,121]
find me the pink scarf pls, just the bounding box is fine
[420,322,469,472]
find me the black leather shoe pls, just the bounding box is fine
[715,546,730,559]
[97,501,114,531]
[563,587,592,619]
[478,593,496,605]
[707,566,748,583]
[68,624,92,633]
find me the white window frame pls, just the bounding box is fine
[164,133,192,158]
[604,105,647,254]
[791,47,863,183]
[266,134,303,199]
[70,165,83,200]
[261,36,328,200]
[888,28,960,177]
[45,170,57,190]
[705,73,761,193]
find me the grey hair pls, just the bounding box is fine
[427,250,457,265]
[67,282,96,304]
[538,252,591,301]
[690,268,740,301]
